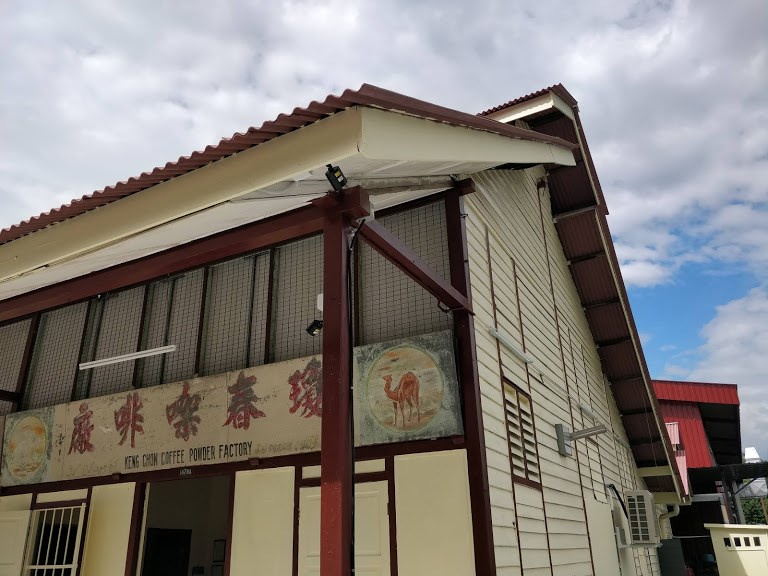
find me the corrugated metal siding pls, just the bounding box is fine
[659,403,713,469]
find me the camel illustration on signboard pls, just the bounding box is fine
[383,373,421,427]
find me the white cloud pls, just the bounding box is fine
[0,0,766,455]
[688,287,768,457]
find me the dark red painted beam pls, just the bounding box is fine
[0,389,20,403]
[359,220,471,312]
[0,190,370,324]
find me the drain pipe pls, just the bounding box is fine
[659,504,681,540]
[660,504,680,522]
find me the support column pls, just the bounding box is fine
[446,183,497,576]
[320,210,353,576]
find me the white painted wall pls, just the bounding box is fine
[394,450,475,576]
[230,467,295,576]
[465,168,660,576]
[80,482,136,576]
[0,493,32,512]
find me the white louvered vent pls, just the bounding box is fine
[626,490,661,547]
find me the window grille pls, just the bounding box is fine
[270,235,323,363]
[74,287,145,399]
[0,318,31,412]
[22,504,86,575]
[199,252,270,375]
[503,380,541,486]
[358,200,452,345]
[24,303,88,409]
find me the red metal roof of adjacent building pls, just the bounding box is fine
[660,403,714,469]
[0,84,575,246]
[653,380,741,468]
[653,380,739,405]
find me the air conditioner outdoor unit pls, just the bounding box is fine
[626,490,661,547]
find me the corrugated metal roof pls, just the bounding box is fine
[479,83,579,116]
[0,84,576,246]
[653,380,739,405]
[660,402,714,469]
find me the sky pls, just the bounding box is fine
[1,1,766,456]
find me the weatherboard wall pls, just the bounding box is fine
[465,168,660,576]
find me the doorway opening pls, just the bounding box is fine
[140,475,231,576]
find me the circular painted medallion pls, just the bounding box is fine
[366,346,444,432]
[5,414,49,482]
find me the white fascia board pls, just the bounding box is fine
[0,108,363,284]
[484,92,576,124]
[358,107,576,169]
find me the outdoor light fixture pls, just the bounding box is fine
[78,345,176,371]
[325,164,348,192]
[556,423,608,456]
[306,319,324,336]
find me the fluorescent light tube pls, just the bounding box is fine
[79,345,176,370]
[489,326,535,365]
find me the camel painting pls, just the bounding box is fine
[383,372,421,427]
[363,342,449,434]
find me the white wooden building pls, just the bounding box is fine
[0,84,685,576]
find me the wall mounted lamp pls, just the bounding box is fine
[325,164,348,193]
[556,423,607,456]
[306,319,324,337]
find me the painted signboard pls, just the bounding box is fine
[1,331,462,487]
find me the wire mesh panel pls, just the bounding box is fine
[358,200,452,345]
[136,269,205,387]
[24,303,88,409]
[271,235,323,363]
[76,286,145,399]
[200,252,270,375]
[0,318,31,408]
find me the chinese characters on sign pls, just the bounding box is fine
[2,330,461,488]
[69,402,94,454]
[115,392,145,448]
[223,371,266,430]
[288,357,322,418]
[166,382,202,441]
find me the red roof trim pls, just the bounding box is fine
[478,83,579,116]
[1,84,576,246]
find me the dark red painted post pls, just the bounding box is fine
[320,210,353,576]
[446,183,497,576]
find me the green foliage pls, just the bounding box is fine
[742,498,767,525]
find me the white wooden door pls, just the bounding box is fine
[298,481,390,576]
[0,510,31,576]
